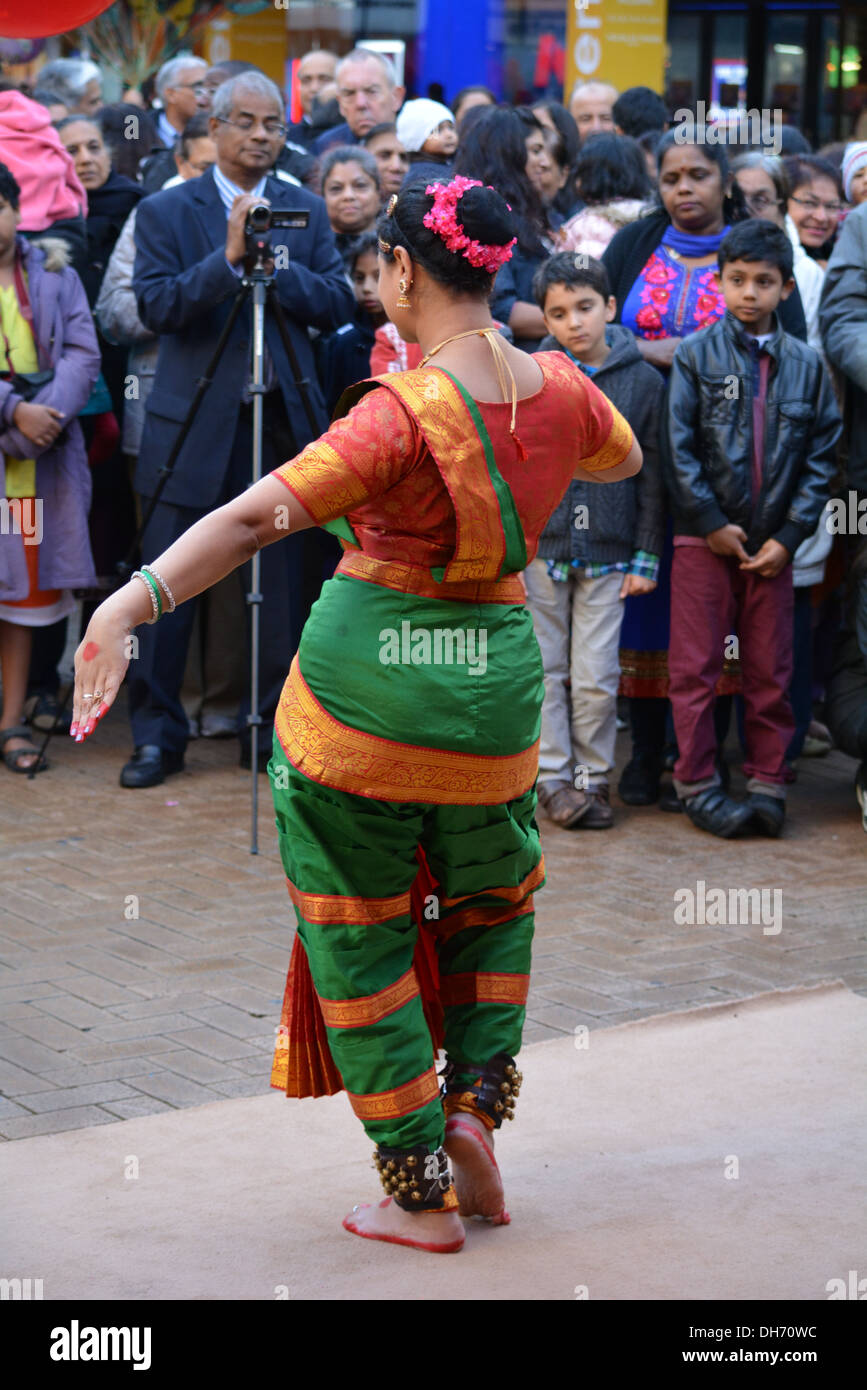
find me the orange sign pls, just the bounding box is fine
[566,0,667,100]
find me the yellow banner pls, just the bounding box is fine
[566,0,667,100]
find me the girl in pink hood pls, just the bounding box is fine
[0,90,87,270]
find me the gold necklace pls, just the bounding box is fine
[420,325,523,445]
[419,326,494,366]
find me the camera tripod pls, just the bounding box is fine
[34,216,320,856]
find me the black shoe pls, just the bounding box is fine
[683,786,755,839]
[618,752,663,805]
[120,744,185,789]
[661,754,728,811]
[857,762,867,834]
[746,792,785,838]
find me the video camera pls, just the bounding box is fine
[244,205,310,272]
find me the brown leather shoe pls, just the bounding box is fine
[536,782,592,828]
[578,785,614,829]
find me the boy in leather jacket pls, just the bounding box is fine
[663,219,840,838]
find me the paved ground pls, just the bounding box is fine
[1,678,864,1141]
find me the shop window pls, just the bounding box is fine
[710,11,747,120]
[666,12,701,113]
[764,12,808,128]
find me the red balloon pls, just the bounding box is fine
[0,1,115,39]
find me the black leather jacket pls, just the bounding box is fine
[663,310,841,556]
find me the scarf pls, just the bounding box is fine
[662,224,728,257]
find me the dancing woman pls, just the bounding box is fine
[71,177,641,1254]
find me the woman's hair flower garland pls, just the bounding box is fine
[423,175,516,274]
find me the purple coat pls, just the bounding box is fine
[0,235,101,601]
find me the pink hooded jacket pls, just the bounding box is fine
[0,90,87,229]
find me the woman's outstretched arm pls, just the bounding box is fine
[71,475,315,740]
[574,434,643,484]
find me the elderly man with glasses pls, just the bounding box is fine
[140,54,211,193]
[313,48,404,156]
[124,71,354,788]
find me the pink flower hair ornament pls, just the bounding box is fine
[423,175,516,274]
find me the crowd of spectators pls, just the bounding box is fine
[0,46,865,837]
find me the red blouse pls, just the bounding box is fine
[272,352,633,572]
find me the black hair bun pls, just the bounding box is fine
[456,183,515,247]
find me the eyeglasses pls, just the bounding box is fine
[214,115,287,137]
[744,192,781,212]
[790,194,843,216]
[175,82,208,94]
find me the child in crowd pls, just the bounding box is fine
[395,99,458,186]
[525,252,665,828]
[842,143,867,208]
[0,162,100,773]
[664,219,841,839]
[315,231,386,412]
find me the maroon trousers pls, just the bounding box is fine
[669,544,795,790]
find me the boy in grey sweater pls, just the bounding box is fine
[526,252,664,828]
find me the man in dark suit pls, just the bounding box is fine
[124,71,354,788]
[312,49,404,157]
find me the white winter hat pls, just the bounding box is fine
[842,142,867,203]
[396,98,455,153]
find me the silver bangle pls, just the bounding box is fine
[131,570,159,624]
[142,563,177,613]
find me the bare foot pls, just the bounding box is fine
[343,1196,465,1253]
[444,1112,510,1224]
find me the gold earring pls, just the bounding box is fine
[397,277,412,310]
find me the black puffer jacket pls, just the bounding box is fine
[663,309,840,556]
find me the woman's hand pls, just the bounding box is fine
[636,336,681,369]
[70,600,134,742]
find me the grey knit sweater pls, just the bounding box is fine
[535,324,665,566]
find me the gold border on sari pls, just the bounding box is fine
[336,550,526,605]
[318,967,420,1029]
[275,657,540,805]
[439,971,530,1007]
[347,1063,440,1122]
[580,403,634,472]
[380,370,507,583]
[286,878,411,925]
[435,902,535,942]
[273,440,370,523]
[439,858,546,909]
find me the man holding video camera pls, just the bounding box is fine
[124,72,354,787]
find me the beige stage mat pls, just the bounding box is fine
[2,983,864,1300]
